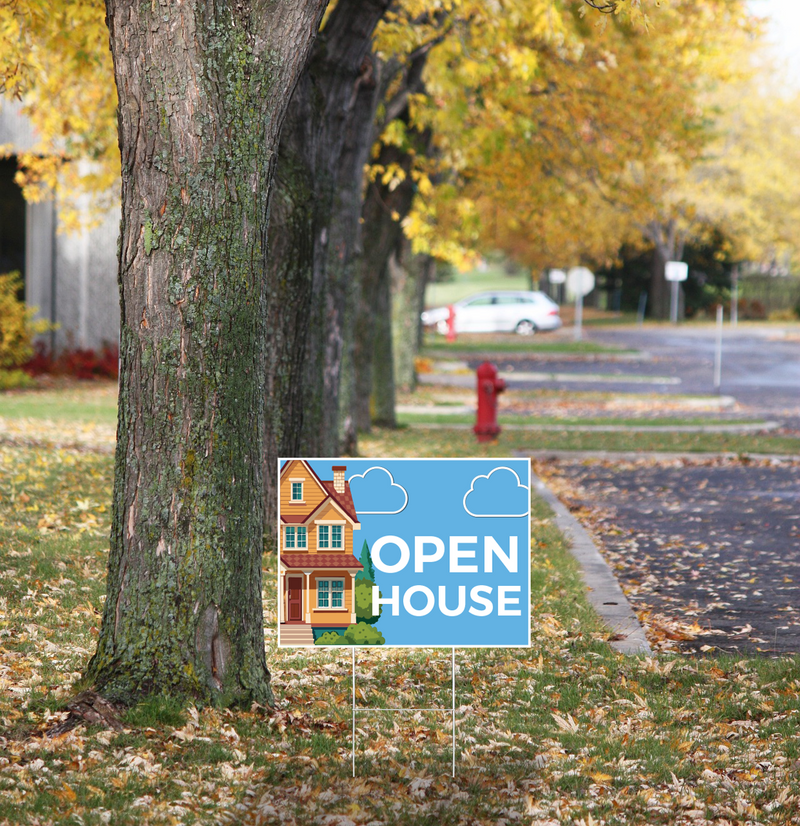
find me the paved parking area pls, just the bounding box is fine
[537,456,800,655]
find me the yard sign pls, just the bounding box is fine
[277,458,531,648]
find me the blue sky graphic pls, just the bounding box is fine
[302,458,530,647]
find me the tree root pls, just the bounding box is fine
[46,690,125,737]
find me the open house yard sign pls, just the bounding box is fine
[278,458,531,648]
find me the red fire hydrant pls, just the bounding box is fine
[474,361,506,443]
[446,304,457,342]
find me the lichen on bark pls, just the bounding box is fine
[85,0,327,707]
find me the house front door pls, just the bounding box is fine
[287,577,303,622]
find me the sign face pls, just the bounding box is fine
[548,268,567,285]
[665,261,689,282]
[277,458,531,648]
[566,267,595,297]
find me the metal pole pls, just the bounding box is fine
[451,647,456,777]
[670,280,679,324]
[637,292,648,327]
[352,647,356,777]
[574,293,583,342]
[714,304,723,392]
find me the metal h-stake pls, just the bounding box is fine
[351,648,457,778]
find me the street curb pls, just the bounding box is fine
[520,449,800,463]
[529,469,652,656]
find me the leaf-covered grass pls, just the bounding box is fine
[398,411,768,427]
[424,264,531,307]
[2,417,800,823]
[422,337,632,356]
[363,424,800,457]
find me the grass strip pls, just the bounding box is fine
[397,412,769,428]
[362,424,800,457]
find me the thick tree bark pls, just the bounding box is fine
[262,0,389,524]
[85,0,327,706]
[391,241,434,393]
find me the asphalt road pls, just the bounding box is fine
[544,457,800,655]
[458,326,799,420]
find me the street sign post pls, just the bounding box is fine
[665,261,688,325]
[548,269,566,304]
[567,267,595,341]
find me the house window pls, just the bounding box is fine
[285,527,296,549]
[291,482,303,501]
[317,525,344,550]
[296,526,307,549]
[317,579,345,609]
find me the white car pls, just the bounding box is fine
[421,291,562,336]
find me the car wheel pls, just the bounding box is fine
[515,319,536,336]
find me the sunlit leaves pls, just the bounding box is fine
[0,0,118,227]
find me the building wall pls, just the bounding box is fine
[1,99,120,352]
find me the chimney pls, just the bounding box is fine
[332,466,346,494]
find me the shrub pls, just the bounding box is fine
[0,368,34,391]
[314,622,386,646]
[768,308,799,322]
[0,272,51,370]
[354,580,382,625]
[60,345,119,380]
[22,341,119,380]
[314,631,348,646]
[342,622,385,646]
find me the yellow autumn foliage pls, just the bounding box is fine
[0,271,51,369]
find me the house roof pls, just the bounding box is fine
[281,553,363,570]
[279,460,360,527]
[282,515,308,524]
[321,480,358,524]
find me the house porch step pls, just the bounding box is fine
[279,624,315,646]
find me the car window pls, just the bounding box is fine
[494,295,524,305]
[462,296,494,307]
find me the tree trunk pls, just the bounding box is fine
[353,128,430,432]
[371,259,396,426]
[335,64,384,453]
[262,0,389,526]
[85,0,326,706]
[646,219,684,320]
[391,241,434,393]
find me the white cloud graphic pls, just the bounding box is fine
[463,467,529,518]
[348,466,409,515]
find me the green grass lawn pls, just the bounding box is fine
[422,338,632,356]
[0,381,118,425]
[2,389,800,824]
[424,263,532,308]
[398,412,768,427]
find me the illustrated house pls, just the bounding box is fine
[278,460,363,646]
